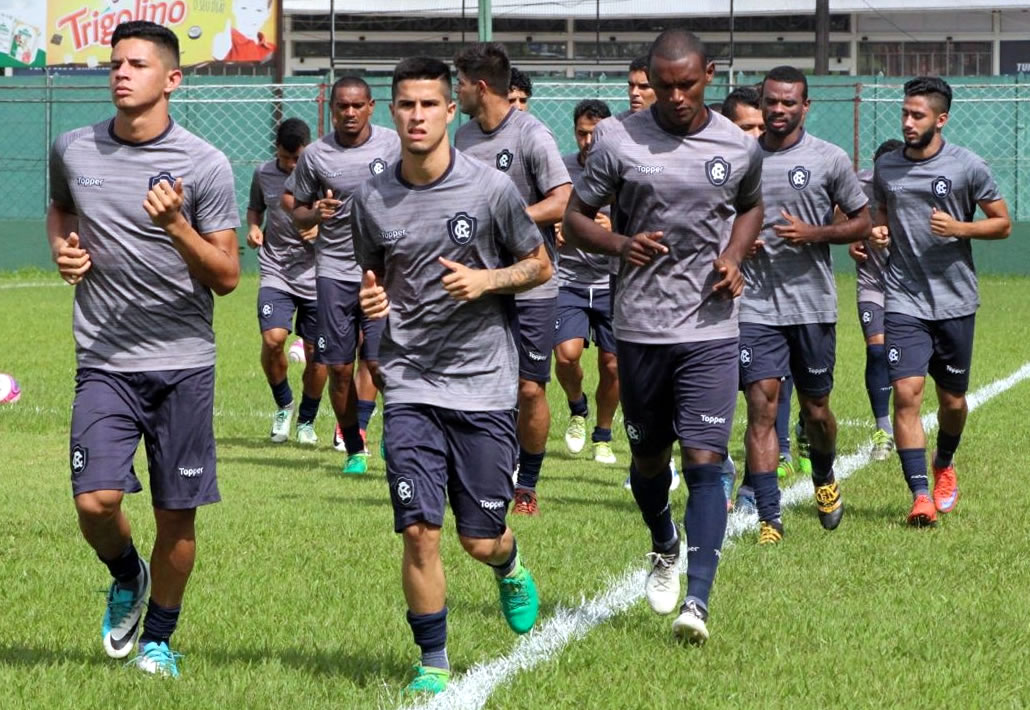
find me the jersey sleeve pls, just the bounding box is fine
[289,149,321,203]
[49,135,76,213]
[351,185,384,273]
[192,150,240,234]
[575,137,620,209]
[872,160,887,209]
[969,155,1002,204]
[524,123,571,196]
[491,176,543,260]
[248,167,266,212]
[734,140,763,213]
[831,150,869,215]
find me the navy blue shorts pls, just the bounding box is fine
[514,299,557,383]
[555,285,615,353]
[857,301,885,341]
[384,404,517,538]
[739,322,836,397]
[257,286,318,341]
[314,277,385,366]
[69,367,219,510]
[617,338,738,457]
[884,311,975,393]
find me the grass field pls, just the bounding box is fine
[2,270,1029,709]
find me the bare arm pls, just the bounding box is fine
[931,199,1011,240]
[246,208,264,248]
[290,188,341,231]
[526,183,571,226]
[281,191,318,242]
[712,199,764,299]
[563,190,667,267]
[774,205,871,245]
[440,243,552,300]
[46,202,89,284]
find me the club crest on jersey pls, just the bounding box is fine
[447,211,478,245]
[148,171,175,190]
[369,158,387,176]
[788,165,810,191]
[705,156,730,186]
[739,345,753,368]
[931,176,952,199]
[496,149,514,172]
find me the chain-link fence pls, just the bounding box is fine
[2,77,1028,221]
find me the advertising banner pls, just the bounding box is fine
[0,1,47,67]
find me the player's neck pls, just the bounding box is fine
[334,122,372,148]
[476,96,512,133]
[761,126,804,152]
[112,105,171,144]
[401,141,453,186]
[904,133,944,161]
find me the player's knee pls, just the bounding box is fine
[457,534,501,561]
[261,329,288,352]
[599,353,619,382]
[937,390,967,414]
[328,363,353,382]
[74,490,123,520]
[801,396,831,425]
[402,523,441,564]
[153,507,197,538]
[518,378,546,403]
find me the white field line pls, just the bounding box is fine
[0,281,66,290]
[407,361,1030,710]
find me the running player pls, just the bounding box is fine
[721,85,764,138]
[849,139,904,460]
[353,56,547,697]
[739,66,870,543]
[553,99,620,464]
[872,77,1011,526]
[247,118,327,445]
[454,43,571,515]
[287,76,400,475]
[564,29,763,643]
[48,21,239,677]
[509,66,532,111]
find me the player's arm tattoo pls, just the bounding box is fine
[486,243,551,294]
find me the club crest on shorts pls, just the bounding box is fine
[788,165,810,191]
[887,345,902,366]
[739,344,753,368]
[369,158,387,176]
[71,445,88,477]
[261,303,273,318]
[148,171,175,190]
[624,420,644,444]
[705,156,730,186]
[317,335,327,352]
[861,309,872,325]
[394,476,416,507]
[496,149,514,172]
[447,211,477,246]
[931,176,952,199]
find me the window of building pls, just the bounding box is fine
[573,14,849,33]
[858,41,992,76]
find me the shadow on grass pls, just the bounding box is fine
[198,644,410,685]
[837,501,908,525]
[0,643,108,668]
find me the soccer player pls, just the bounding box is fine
[849,138,905,460]
[738,66,870,543]
[247,117,327,445]
[564,29,763,643]
[352,56,547,697]
[872,77,1011,526]
[721,85,765,138]
[48,21,239,677]
[553,99,620,464]
[509,66,532,111]
[454,43,572,515]
[287,76,400,475]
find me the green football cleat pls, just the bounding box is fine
[776,454,795,479]
[497,563,539,635]
[795,421,813,475]
[342,452,368,475]
[402,665,450,698]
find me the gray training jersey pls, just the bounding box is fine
[855,169,888,306]
[741,131,868,325]
[288,126,401,282]
[454,107,571,300]
[249,159,317,300]
[873,142,1001,320]
[558,152,610,287]
[351,149,543,411]
[50,119,239,372]
[576,108,763,344]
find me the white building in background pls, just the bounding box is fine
[280,1,1030,78]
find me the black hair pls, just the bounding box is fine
[453,42,511,96]
[628,55,650,75]
[874,138,904,162]
[111,21,179,68]
[763,65,808,101]
[392,56,452,99]
[573,99,611,124]
[648,29,707,68]
[331,75,372,102]
[721,85,761,120]
[904,75,952,113]
[509,67,532,97]
[276,118,311,152]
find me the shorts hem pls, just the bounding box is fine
[393,513,445,533]
[72,481,142,497]
[454,522,507,539]
[153,494,221,510]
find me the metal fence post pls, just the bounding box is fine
[44,70,53,214]
[852,82,862,170]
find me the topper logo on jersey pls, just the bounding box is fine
[148,171,175,190]
[395,477,415,506]
[739,345,753,368]
[71,445,88,477]
[496,149,514,172]
[932,176,952,199]
[76,176,105,188]
[380,228,407,243]
[887,345,902,365]
[705,156,731,186]
[788,165,810,191]
[369,158,387,176]
[447,212,478,246]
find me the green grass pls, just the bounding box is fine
[1,272,1029,709]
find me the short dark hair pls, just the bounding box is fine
[509,67,532,97]
[111,21,179,68]
[763,65,808,100]
[904,75,952,113]
[649,29,707,68]
[392,56,452,100]
[454,42,511,96]
[573,99,611,124]
[721,85,761,120]
[276,118,311,152]
[874,138,904,162]
[628,55,650,75]
[331,75,372,101]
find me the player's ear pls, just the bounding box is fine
[445,98,456,124]
[936,110,949,131]
[165,66,183,96]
